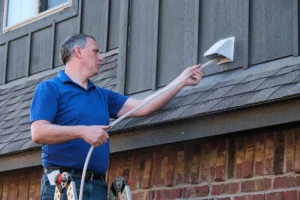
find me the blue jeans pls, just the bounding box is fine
[40,173,108,200]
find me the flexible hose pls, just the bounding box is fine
[79,60,215,199]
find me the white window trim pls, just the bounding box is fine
[2,0,72,33]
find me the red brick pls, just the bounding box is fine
[265,133,274,175]
[215,140,227,181]
[152,150,162,187]
[176,150,185,185]
[236,137,245,179]
[234,194,264,200]
[273,132,284,174]
[210,141,218,181]
[273,175,300,189]
[156,189,169,200]
[241,178,271,192]
[142,153,153,189]
[132,193,138,200]
[285,130,295,172]
[244,136,254,178]
[169,188,181,199]
[130,154,139,190]
[183,185,209,198]
[254,135,264,176]
[211,182,239,195]
[266,190,298,200]
[217,197,231,200]
[294,130,300,172]
[201,143,211,181]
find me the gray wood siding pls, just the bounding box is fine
[157,0,198,88]
[249,0,293,65]
[198,0,244,74]
[125,0,156,94]
[7,36,29,82]
[0,0,120,84]
[54,18,78,67]
[0,45,5,84]
[81,0,109,52]
[29,27,53,75]
[108,0,120,50]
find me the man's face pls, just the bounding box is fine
[81,38,103,76]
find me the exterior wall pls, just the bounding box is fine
[0,0,120,84]
[0,166,43,200]
[107,125,300,200]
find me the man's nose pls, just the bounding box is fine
[98,53,103,61]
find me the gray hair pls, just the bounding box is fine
[59,34,96,65]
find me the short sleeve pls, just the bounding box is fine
[107,90,128,119]
[30,81,59,123]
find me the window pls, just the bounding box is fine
[3,0,71,32]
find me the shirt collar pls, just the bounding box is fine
[57,70,95,90]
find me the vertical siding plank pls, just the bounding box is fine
[50,23,56,69]
[3,42,8,84]
[243,0,250,69]
[293,0,299,56]
[0,44,7,84]
[0,176,3,199]
[151,0,159,91]
[108,0,121,50]
[28,171,41,200]
[117,0,129,94]
[103,0,109,52]
[193,0,199,65]
[77,0,83,34]
[26,33,32,77]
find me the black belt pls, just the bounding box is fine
[44,167,106,181]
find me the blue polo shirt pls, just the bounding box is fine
[30,70,128,174]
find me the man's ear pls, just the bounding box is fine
[74,46,83,58]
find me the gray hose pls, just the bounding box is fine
[79,60,214,200]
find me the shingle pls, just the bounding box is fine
[205,85,234,101]
[0,88,12,95]
[150,105,191,124]
[275,64,300,75]
[0,92,13,101]
[0,139,29,154]
[103,76,117,88]
[14,123,30,133]
[241,68,280,83]
[16,99,32,110]
[2,102,22,114]
[0,98,10,108]
[1,117,23,129]
[16,117,30,125]
[3,110,22,121]
[40,73,56,82]
[0,142,9,152]
[211,95,242,112]
[179,99,222,118]
[20,91,35,101]
[124,114,157,129]
[0,132,22,143]
[162,93,202,110]
[5,94,25,106]
[110,118,134,132]
[25,77,43,87]
[20,139,40,150]
[96,66,117,81]
[13,130,31,140]
[12,84,36,97]
[229,92,260,108]
[0,125,21,136]
[224,78,266,97]
[192,89,219,103]
[180,83,217,96]
[15,107,30,118]
[268,82,300,100]
[256,70,300,90]
[247,87,280,104]
[212,76,248,90]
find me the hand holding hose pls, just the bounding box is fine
[178,64,203,87]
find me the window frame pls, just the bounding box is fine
[3,0,72,33]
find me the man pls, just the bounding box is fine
[30,34,203,199]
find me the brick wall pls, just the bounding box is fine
[108,126,300,200]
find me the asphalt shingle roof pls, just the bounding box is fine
[0,54,300,156]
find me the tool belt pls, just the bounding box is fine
[44,167,106,181]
